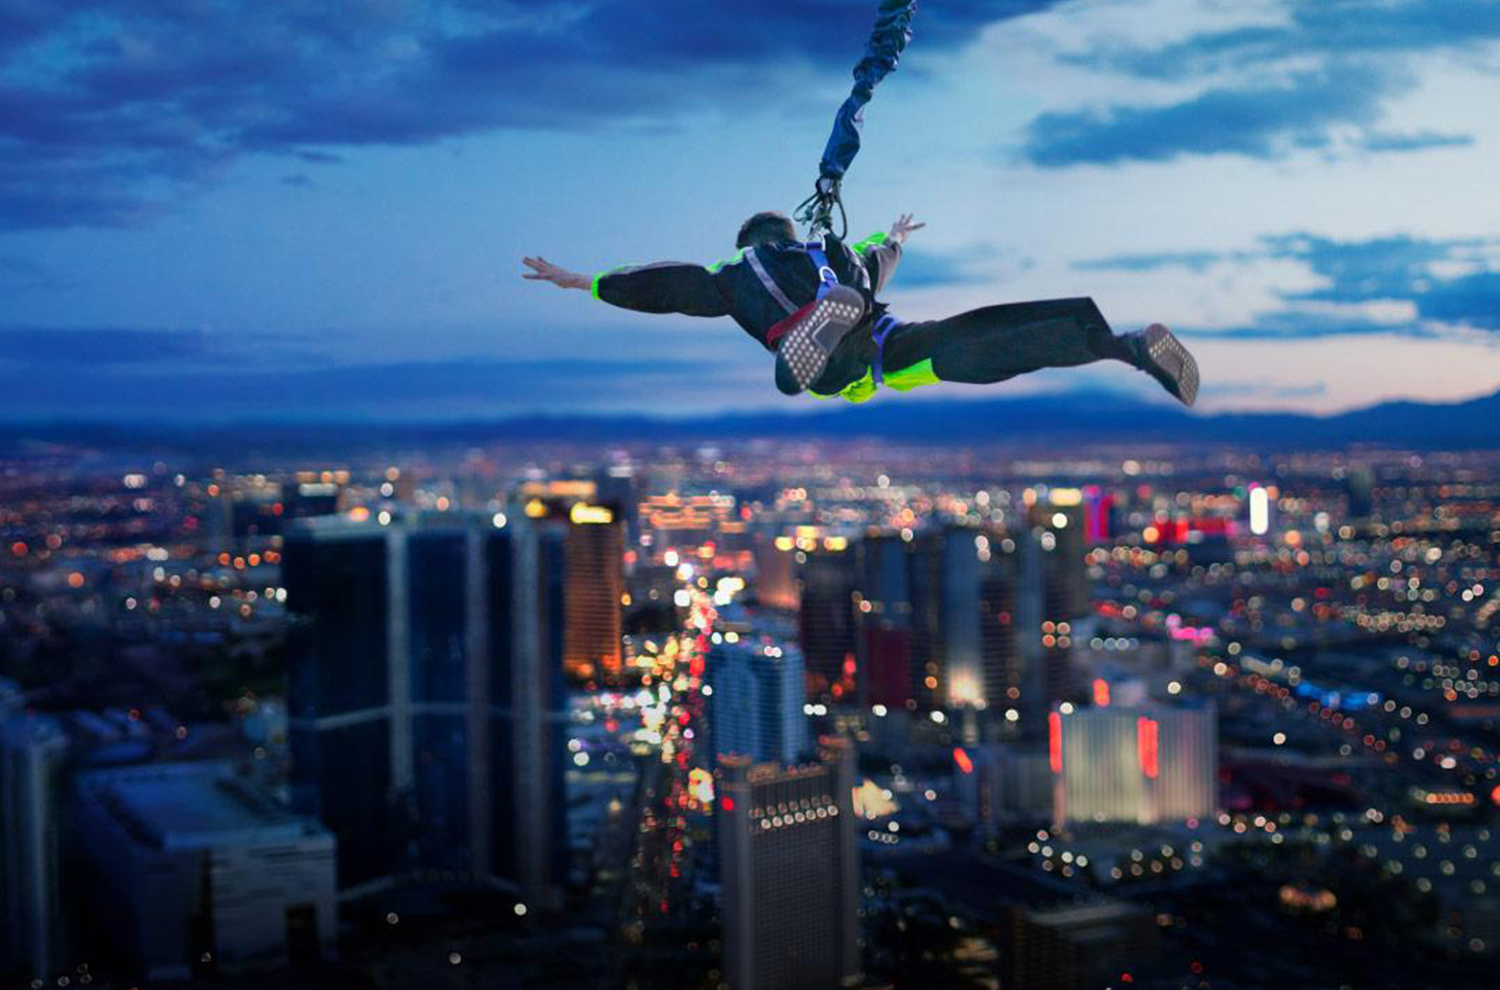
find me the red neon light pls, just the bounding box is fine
[1093,679,1111,707]
[721,796,735,812]
[1137,717,1159,779]
[1048,712,1063,773]
[952,747,974,775]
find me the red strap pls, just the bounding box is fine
[765,299,818,349]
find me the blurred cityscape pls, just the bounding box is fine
[3,433,1498,990]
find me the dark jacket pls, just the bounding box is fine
[591,233,903,350]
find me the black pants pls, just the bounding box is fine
[810,296,1130,395]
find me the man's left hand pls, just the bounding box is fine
[888,213,925,245]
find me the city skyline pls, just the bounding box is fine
[3,435,1499,988]
[5,0,1500,419]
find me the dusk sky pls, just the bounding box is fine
[4,0,1500,420]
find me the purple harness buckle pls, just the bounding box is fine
[871,313,901,385]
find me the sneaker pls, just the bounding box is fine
[1129,323,1199,407]
[772,285,867,395]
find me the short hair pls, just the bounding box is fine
[736,211,796,249]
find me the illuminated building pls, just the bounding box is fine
[796,545,858,699]
[1002,900,1158,990]
[978,547,1027,721]
[562,503,624,682]
[1082,485,1114,543]
[1051,701,1217,826]
[706,641,808,765]
[1345,466,1374,519]
[283,511,567,907]
[860,621,911,709]
[72,761,337,980]
[960,744,1053,832]
[854,534,911,707]
[902,526,1035,713]
[717,738,860,990]
[1031,497,1089,622]
[639,492,738,544]
[510,491,625,683]
[1247,483,1273,536]
[0,704,69,982]
[906,528,980,710]
[1026,500,1088,714]
[753,534,799,611]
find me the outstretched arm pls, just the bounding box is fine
[522,256,591,290]
[853,213,923,293]
[522,254,733,317]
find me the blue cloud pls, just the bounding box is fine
[1023,63,1391,166]
[1412,272,1500,331]
[0,327,214,364]
[1029,0,1494,167]
[1085,231,1500,337]
[0,1,1060,230]
[1079,0,1500,80]
[1073,250,1227,273]
[888,245,997,288]
[0,352,743,418]
[1360,131,1473,153]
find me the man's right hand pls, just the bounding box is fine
[522,256,591,290]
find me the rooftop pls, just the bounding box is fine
[79,761,328,852]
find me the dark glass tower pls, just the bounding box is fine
[284,512,566,906]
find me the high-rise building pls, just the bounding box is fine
[72,761,337,981]
[1345,467,1375,519]
[562,503,624,682]
[508,490,624,684]
[978,542,1027,720]
[1031,499,1090,622]
[905,528,975,709]
[859,620,911,710]
[753,535,799,612]
[959,744,1053,832]
[903,526,1030,712]
[283,511,567,906]
[717,738,861,990]
[705,641,808,765]
[1002,899,1159,990]
[854,533,911,708]
[1083,486,1114,543]
[1017,502,1089,718]
[1051,701,1217,826]
[797,546,858,700]
[0,706,69,983]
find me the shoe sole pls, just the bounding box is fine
[775,287,865,394]
[1142,323,1199,407]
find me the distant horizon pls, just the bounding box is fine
[4,381,1497,455]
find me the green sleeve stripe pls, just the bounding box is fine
[591,264,634,300]
[884,358,940,391]
[851,231,889,254]
[809,369,878,403]
[706,248,746,274]
[807,359,938,403]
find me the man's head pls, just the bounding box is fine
[736,211,796,249]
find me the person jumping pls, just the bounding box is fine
[520,212,1199,406]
